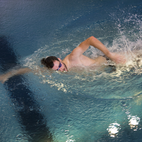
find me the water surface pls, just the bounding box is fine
[0,0,142,141]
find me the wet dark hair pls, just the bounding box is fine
[41,56,59,68]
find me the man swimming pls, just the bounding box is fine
[40,36,126,72]
[0,36,126,83]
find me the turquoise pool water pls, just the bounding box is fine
[1,0,142,141]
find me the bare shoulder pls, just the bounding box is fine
[68,47,82,61]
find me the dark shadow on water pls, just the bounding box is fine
[0,36,52,142]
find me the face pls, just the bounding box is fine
[52,60,68,72]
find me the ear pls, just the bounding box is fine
[58,58,62,61]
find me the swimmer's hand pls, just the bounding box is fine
[109,52,127,64]
[0,74,9,83]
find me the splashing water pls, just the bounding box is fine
[107,122,121,137]
[128,115,140,131]
[22,14,142,100]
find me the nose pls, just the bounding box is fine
[58,66,63,72]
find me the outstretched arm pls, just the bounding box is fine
[0,68,32,83]
[70,36,110,57]
[71,36,126,64]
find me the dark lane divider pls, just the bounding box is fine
[0,36,52,142]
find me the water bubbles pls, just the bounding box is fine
[107,122,121,137]
[16,133,29,142]
[107,115,141,138]
[66,135,75,142]
[128,115,140,131]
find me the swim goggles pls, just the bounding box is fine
[57,62,62,71]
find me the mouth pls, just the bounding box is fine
[63,63,68,72]
[64,68,68,72]
[63,68,67,72]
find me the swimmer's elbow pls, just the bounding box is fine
[88,36,96,42]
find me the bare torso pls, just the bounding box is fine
[63,54,107,70]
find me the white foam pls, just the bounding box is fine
[128,115,140,131]
[107,122,121,137]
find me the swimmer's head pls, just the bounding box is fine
[41,56,59,69]
[41,56,68,72]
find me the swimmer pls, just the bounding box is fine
[0,36,126,83]
[41,36,126,71]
